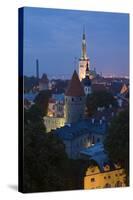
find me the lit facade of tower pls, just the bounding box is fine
[64,70,85,124]
[79,29,90,81]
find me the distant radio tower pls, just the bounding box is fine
[36,59,39,79]
[36,59,39,85]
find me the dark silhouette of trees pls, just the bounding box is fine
[34,90,52,116]
[24,76,38,92]
[23,104,89,192]
[86,90,117,116]
[104,109,129,185]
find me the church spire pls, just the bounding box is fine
[82,26,87,59]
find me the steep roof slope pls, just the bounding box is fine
[65,70,85,96]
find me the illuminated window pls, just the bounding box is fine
[91,178,95,182]
[104,183,111,188]
[115,181,122,187]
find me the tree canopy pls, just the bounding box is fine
[104,108,129,185]
[24,76,38,92]
[23,104,89,192]
[34,90,52,116]
[86,90,117,116]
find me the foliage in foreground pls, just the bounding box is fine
[23,104,89,192]
[86,90,117,116]
[104,109,129,185]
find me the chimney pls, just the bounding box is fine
[100,119,102,125]
[118,98,123,107]
[102,116,105,120]
[92,118,95,124]
[109,104,112,108]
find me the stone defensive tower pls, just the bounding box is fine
[64,70,85,124]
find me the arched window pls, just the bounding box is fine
[91,178,95,182]
[92,136,95,144]
[104,183,111,188]
[115,181,122,187]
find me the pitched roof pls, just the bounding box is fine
[80,143,115,172]
[120,83,128,94]
[53,119,107,140]
[65,70,85,96]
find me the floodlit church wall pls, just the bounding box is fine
[64,96,85,124]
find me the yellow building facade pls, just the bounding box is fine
[84,164,126,189]
[43,116,65,133]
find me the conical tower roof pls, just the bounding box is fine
[65,70,85,96]
[40,73,49,83]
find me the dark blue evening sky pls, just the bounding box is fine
[23,7,129,78]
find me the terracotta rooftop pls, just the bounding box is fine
[120,83,128,94]
[49,98,56,104]
[65,70,85,96]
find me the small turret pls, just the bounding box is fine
[82,62,92,96]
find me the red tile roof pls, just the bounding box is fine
[65,70,85,96]
[49,98,56,104]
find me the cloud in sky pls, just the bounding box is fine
[23,7,129,78]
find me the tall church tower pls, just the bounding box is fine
[64,70,85,124]
[79,28,90,81]
[82,62,92,96]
